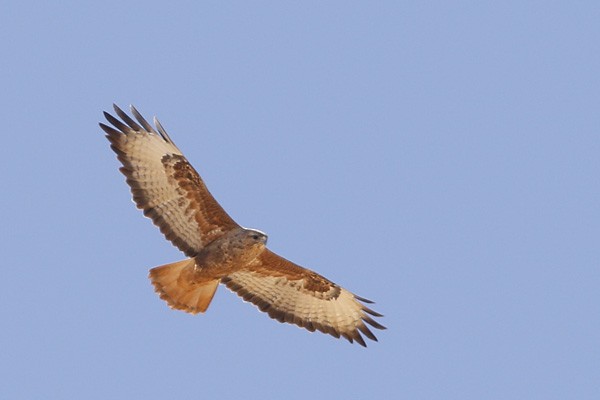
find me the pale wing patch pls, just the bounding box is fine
[222,266,385,347]
[100,105,239,256]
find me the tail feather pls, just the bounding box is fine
[148,259,220,315]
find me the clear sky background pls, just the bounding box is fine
[1,1,598,399]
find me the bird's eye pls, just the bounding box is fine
[252,235,259,240]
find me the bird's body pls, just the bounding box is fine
[191,228,268,278]
[100,105,385,346]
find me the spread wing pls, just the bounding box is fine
[221,249,385,347]
[100,104,239,257]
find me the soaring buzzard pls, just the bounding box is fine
[100,105,385,346]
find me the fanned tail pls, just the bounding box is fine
[148,259,219,314]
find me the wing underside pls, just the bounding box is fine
[100,105,239,256]
[222,249,385,346]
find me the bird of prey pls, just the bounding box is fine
[100,105,385,346]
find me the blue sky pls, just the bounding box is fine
[1,1,599,398]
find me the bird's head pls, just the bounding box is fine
[244,228,268,246]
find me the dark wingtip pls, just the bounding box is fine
[154,116,174,143]
[358,324,378,342]
[99,122,120,136]
[112,103,125,115]
[355,294,375,304]
[112,104,144,132]
[363,315,386,330]
[363,306,384,318]
[354,334,367,347]
[103,110,135,134]
[129,104,157,134]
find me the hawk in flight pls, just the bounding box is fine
[100,105,385,346]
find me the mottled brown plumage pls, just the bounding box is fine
[101,104,385,347]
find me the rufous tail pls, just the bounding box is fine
[148,259,220,315]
